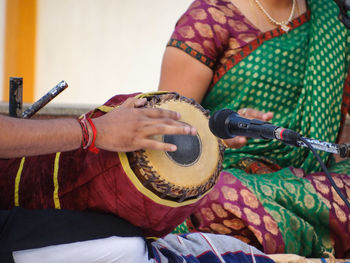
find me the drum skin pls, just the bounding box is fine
[0,92,224,237]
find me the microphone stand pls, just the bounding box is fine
[295,137,350,158]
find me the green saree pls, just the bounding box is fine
[168,0,350,258]
[202,2,349,174]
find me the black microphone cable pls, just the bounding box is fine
[299,137,350,210]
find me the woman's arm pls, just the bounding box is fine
[158,47,273,148]
[158,47,213,103]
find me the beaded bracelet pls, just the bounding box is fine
[77,116,100,153]
[78,117,89,148]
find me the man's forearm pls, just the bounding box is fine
[0,115,81,158]
[0,97,198,158]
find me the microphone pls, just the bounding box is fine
[209,109,350,211]
[209,109,301,146]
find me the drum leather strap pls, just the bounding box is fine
[118,152,210,208]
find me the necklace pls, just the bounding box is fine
[253,0,296,32]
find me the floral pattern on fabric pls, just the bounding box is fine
[169,0,260,69]
[168,0,350,258]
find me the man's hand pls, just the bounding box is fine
[93,97,197,152]
[223,108,274,149]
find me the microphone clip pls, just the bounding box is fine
[333,0,350,29]
[339,143,350,158]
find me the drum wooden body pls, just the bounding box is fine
[0,92,225,237]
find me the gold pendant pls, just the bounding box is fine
[281,23,290,32]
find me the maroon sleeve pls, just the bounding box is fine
[167,0,234,69]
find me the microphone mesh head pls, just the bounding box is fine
[209,109,233,139]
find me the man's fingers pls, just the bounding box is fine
[133,98,148,108]
[141,123,197,137]
[139,139,178,152]
[120,98,147,108]
[140,108,181,120]
[121,104,182,121]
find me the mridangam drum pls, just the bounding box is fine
[0,92,225,237]
[127,92,225,203]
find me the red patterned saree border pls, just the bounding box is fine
[167,39,216,69]
[212,10,311,87]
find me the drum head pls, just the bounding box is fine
[128,93,225,203]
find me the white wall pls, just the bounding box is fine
[0,0,5,101]
[35,0,192,105]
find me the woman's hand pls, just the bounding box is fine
[94,97,197,152]
[223,108,274,149]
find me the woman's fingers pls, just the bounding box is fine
[223,136,247,149]
[223,108,274,149]
[238,108,274,121]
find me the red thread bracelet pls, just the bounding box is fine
[85,117,100,153]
